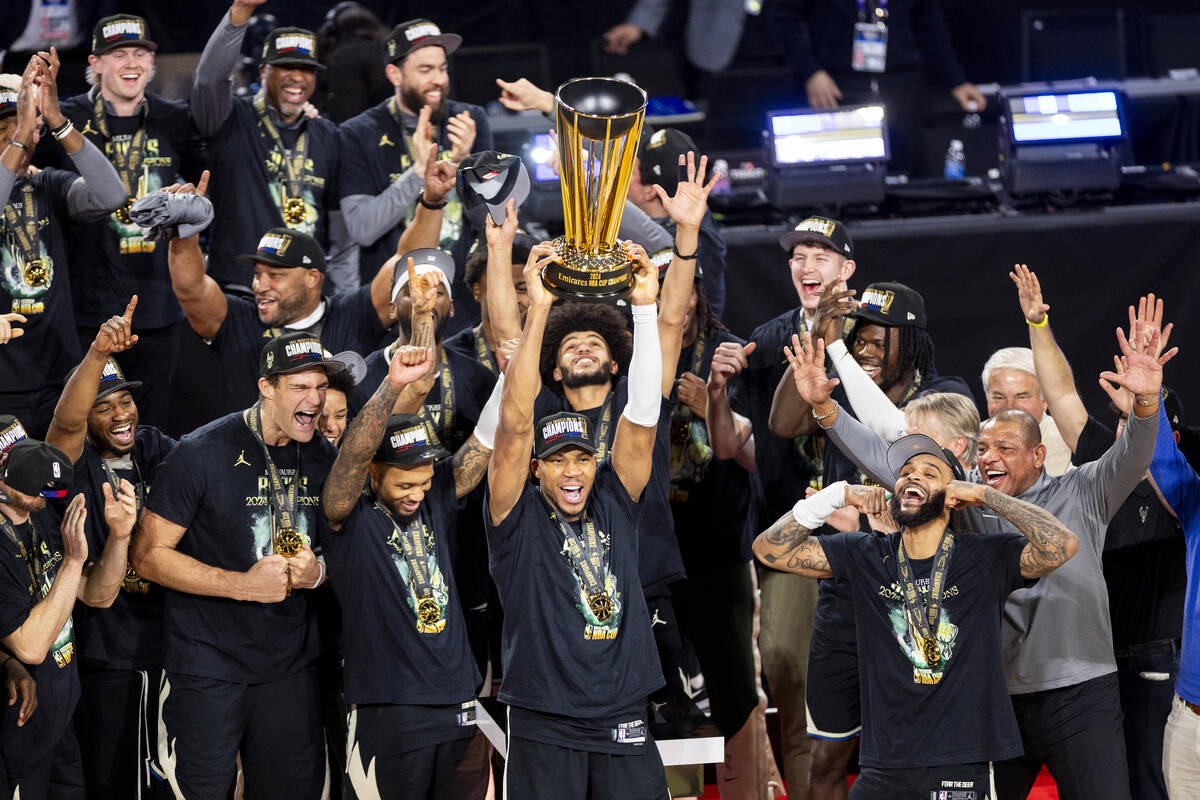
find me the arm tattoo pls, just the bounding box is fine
[982,487,1078,577]
[452,435,492,499]
[323,379,402,523]
[753,513,832,577]
[410,308,435,353]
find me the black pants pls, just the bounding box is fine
[1116,640,1179,800]
[75,664,167,800]
[6,725,85,800]
[851,761,994,799]
[76,321,182,433]
[646,590,691,724]
[159,667,326,800]
[995,672,1131,800]
[344,705,479,800]
[503,734,668,800]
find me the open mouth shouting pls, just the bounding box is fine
[800,278,824,301]
[110,421,136,448]
[898,481,927,508]
[293,409,318,434]
[559,482,584,507]
[984,468,1008,490]
[281,85,308,104]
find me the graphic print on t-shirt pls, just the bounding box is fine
[557,531,623,641]
[30,537,74,668]
[266,151,318,234]
[385,522,450,634]
[105,134,168,254]
[879,575,960,684]
[1,194,52,315]
[246,466,316,559]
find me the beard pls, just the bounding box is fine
[401,84,446,124]
[397,311,449,344]
[889,489,946,528]
[560,359,613,390]
[258,291,312,328]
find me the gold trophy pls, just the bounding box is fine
[544,78,647,302]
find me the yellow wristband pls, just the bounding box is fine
[1026,314,1048,328]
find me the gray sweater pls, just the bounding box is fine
[0,138,127,222]
[825,405,1158,694]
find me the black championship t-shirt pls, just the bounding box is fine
[670,330,755,568]
[69,426,176,670]
[57,91,206,328]
[2,169,82,392]
[1077,416,1186,649]
[821,530,1030,768]
[324,460,479,708]
[337,97,492,287]
[145,412,336,683]
[207,287,387,420]
[0,508,81,770]
[484,460,664,718]
[204,98,339,287]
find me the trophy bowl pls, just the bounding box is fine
[545,77,648,303]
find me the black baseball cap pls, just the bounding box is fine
[458,151,530,228]
[1162,385,1185,431]
[851,281,927,330]
[779,216,854,259]
[3,440,73,498]
[239,228,326,272]
[374,414,450,466]
[0,416,28,458]
[534,412,599,459]
[638,127,699,197]
[261,27,324,70]
[260,332,349,379]
[92,14,157,55]
[384,19,461,64]
[886,433,955,479]
[96,357,142,400]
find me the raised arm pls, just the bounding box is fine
[165,173,227,339]
[488,245,558,524]
[46,298,140,463]
[611,248,662,500]
[484,199,524,344]
[323,345,434,528]
[706,341,755,459]
[451,370,507,499]
[339,108,430,248]
[752,481,882,578]
[191,2,264,137]
[946,481,1078,578]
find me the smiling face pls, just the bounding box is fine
[890,453,952,528]
[533,446,596,521]
[259,367,328,443]
[0,115,38,172]
[986,368,1047,421]
[369,461,434,521]
[261,64,316,121]
[252,262,321,327]
[318,388,348,447]
[788,243,855,311]
[88,390,138,458]
[390,46,449,120]
[89,45,154,104]
[553,331,618,390]
[977,416,1045,497]
[852,323,902,389]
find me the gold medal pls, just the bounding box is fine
[115,199,134,225]
[416,596,441,625]
[275,528,303,557]
[121,561,150,594]
[587,591,614,623]
[283,196,306,224]
[922,637,940,668]
[22,259,47,287]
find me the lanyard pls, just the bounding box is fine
[374,499,444,632]
[245,403,303,557]
[388,96,444,160]
[543,500,614,623]
[414,347,455,440]
[895,529,954,668]
[856,0,887,22]
[91,91,146,221]
[3,182,48,288]
[594,392,614,462]
[473,325,498,375]
[0,513,46,600]
[253,90,309,223]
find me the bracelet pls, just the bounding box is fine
[315,558,326,587]
[51,120,74,140]
[1026,314,1048,328]
[811,405,837,422]
[5,139,27,151]
[418,193,447,210]
[672,243,698,260]
[1135,397,1156,407]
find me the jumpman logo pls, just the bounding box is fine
[650,610,668,628]
[379,133,395,147]
[234,450,251,468]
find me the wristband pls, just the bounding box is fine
[51,120,74,141]
[1026,314,1048,328]
[5,140,27,151]
[418,193,447,210]
[792,481,848,530]
[672,243,698,260]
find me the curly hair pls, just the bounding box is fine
[463,234,534,289]
[847,319,939,391]
[540,302,632,388]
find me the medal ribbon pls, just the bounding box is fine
[245,403,300,541]
[896,529,954,667]
[473,325,498,375]
[544,502,609,600]
[3,182,42,268]
[594,392,614,462]
[92,91,148,202]
[253,91,309,214]
[374,500,439,608]
[416,347,455,439]
[99,457,151,593]
[0,513,47,600]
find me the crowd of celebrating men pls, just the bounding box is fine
[0,3,1198,800]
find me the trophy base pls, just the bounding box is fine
[542,238,634,303]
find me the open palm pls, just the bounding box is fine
[654,151,718,229]
[784,332,840,406]
[1099,320,1176,398]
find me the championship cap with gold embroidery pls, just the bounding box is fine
[374,414,450,466]
[65,356,143,401]
[778,215,853,258]
[261,27,324,70]
[850,281,927,330]
[384,18,462,64]
[0,75,19,120]
[238,228,326,272]
[534,412,599,459]
[0,416,28,461]
[260,332,349,379]
[92,14,157,55]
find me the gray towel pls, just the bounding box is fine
[129,190,214,241]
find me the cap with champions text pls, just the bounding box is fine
[261,27,324,70]
[384,19,461,64]
[850,281,927,330]
[374,414,451,466]
[239,228,326,272]
[534,411,599,459]
[260,332,349,379]
[779,216,854,259]
[92,14,157,55]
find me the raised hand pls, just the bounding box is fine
[446,110,477,162]
[411,106,435,179]
[653,151,719,230]
[676,372,707,418]
[1130,293,1173,360]
[708,341,756,391]
[32,49,64,128]
[496,337,520,374]
[845,484,887,515]
[423,146,457,205]
[388,343,435,387]
[102,478,138,540]
[495,77,554,114]
[93,295,139,355]
[627,241,660,306]
[406,257,441,316]
[162,169,210,198]
[59,494,88,567]
[783,332,840,407]
[0,313,26,344]
[1097,354,1132,417]
[523,242,558,309]
[813,280,855,345]
[1098,316,1178,402]
[485,198,519,247]
[1009,263,1048,325]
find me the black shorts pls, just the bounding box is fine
[158,667,326,800]
[344,702,478,799]
[851,761,995,800]
[806,630,861,740]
